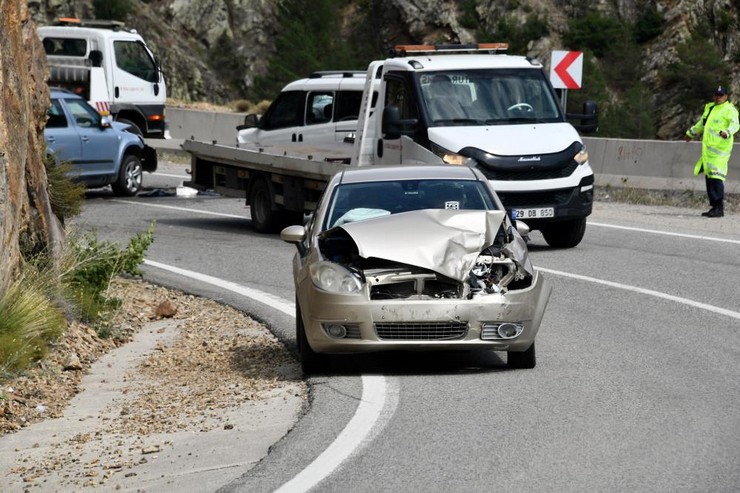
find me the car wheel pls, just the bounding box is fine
[248,177,277,233]
[541,218,586,249]
[117,118,144,138]
[296,299,330,375]
[507,341,536,369]
[111,154,143,196]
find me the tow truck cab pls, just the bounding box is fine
[365,43,598,248]
[39,18,167,138]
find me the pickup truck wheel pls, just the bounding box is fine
[507,341,536,369]
[117,118,144,138]
[296,299,330,374]
[111,154,143,196]
[249,178,276,233]
[541,217,586,249]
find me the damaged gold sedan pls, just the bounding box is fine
[281,165,551,373]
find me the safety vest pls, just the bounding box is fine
[686,100,740,181]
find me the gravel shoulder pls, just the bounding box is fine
[0,278,307,491]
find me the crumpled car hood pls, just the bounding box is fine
[336,209,508,281]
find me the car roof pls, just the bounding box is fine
[336,165,483,184]
[49,88,83,100]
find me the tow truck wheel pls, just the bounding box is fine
[111,154,143,196]
[296,298,330,374]
[541,217,586,249]
[248,178,276,233]
[507,341,536,369]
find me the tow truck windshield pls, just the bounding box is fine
[419,68,564,126]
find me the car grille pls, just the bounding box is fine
[478,160,579,181]
[497,189,573,207]
[374,322,468,341]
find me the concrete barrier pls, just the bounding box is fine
[164,107,740,193]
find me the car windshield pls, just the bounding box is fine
[419,68,563,126]
[324,179,497,229]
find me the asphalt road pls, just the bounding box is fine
[73,160,740,492]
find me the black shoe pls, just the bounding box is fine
[706,208,724,218]
[701,208,714,217]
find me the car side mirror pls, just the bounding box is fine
[515,220,531,237]
[382,105,417,140]
[236,113,260,131]
[567,100,598,134]
[280,224,307,256]
[100,116,112,129]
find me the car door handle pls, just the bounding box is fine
[46,137,56,143]
[81,136,89,143]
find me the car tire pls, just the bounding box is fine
[507,341,536,369]
[111,154,143,196]
[248,177,277,233]
[117,118,144,138]
[296,299,330,375]
[541,217,586,249]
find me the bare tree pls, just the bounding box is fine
[0,0,64,295]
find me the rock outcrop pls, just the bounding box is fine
[1,0,63,294]
[25,0,740,139]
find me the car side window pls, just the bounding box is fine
[306,92,333,125]
[113,40,158,83]
[385,78,418,120]
[64,99,102,128]
[261,91,305,130]
[47,100,68,128]
[335,90,364,122]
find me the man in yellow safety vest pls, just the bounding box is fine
[684,85,739,218]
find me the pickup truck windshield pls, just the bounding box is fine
[419,69,563,126]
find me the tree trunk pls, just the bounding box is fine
[0,0,64,295]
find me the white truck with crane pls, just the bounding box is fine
[39,18,167,139]
[183,43,598,248]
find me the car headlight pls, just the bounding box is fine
[574,144,588,165]
[309,261,362,293]
[431,143,476,166]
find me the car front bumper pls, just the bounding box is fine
[298,270,551,354]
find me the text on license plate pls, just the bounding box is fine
[514,207,554,219]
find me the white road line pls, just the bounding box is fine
[275,375,398,493]
[112,200,246,219]
[588,221,740,245]
[143,259,393,492]
[539,267,740,321]
[152,172,189,179]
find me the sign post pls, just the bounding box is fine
[550,50,583,110]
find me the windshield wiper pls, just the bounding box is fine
[433,118,486,125]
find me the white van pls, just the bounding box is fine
[237,71,378,146]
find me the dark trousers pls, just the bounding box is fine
[705,176,724,209]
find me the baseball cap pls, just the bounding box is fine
[714,85,728,96]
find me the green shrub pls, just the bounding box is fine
[563,13,629,58]
[93,0,133,21]
[63,222,155,325]
[44,153,86,223]
[662,25,730,112]
[0,271,66,374]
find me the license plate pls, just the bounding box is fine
[513,207,554,219]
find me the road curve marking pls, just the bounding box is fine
[143,259,395,491]
[588,221,740,245]
[539,267,740,321]
[275,376,399,493]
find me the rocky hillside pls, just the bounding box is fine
[28,0,740,139]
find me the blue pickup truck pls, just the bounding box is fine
[45,88,157,196]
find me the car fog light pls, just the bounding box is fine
[497,323,522,339]
[325,324,348,338]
